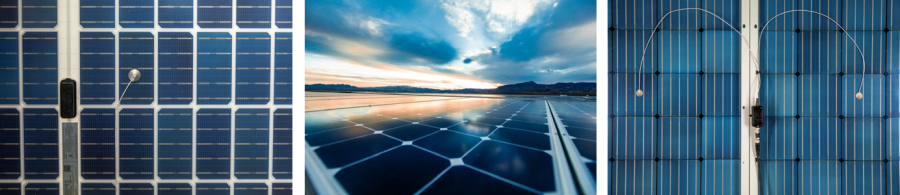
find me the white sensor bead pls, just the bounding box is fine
[855,92,863,100]
[635,89,644,97]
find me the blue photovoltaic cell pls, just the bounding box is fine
[798,32,840,73]
[21,0,56,28]
[843,32,884,74]
[335,146,449,194]
[80,109,115,179]
[702,117,739,159]
[798,118,840,160]
[658,117,700,159]
[158,183,192,195]
[197,109,231,179]
[158,32,193,104]
[611,30,657,73]
[658,74,700,116]
[0,109,19,179]
[760,117,797,160]
[23,109,58,179]
[798,75,841,116]
[159,0,193,28]
[657,161,700,194]
[158,109,192,179]
[24,183,58,195]
[198,32,232,104]
[236,0,271,28]
[119,109,154,179]
[119,32,154,104]
[702,31,739,73]
[843,161,885,194]
[234,183,267,195]
[236,32,270,104]
[760,32,797,73]
[658,0,699,29]
[610,117,656,159]
[658,31,700,73]
[844,0,885,30]
[22,32,58,105]
[0,32,16,104]
[119,0,154,28]
[198,0,233,28]
[842,75,885,117]
[196,183,229,195]
[275,0,291,28]
[798,0,841,30]
[273,109,291,179]
[843,118,884,160]
[610,74,657,116]
[702,74,739,116]
[274,33,291,105]
[0,0,16,28]
[610,160,655,195]
[702,160,740,194]
[80,32,116,105]
[80,0,115,28]
[798,161,840,195]
[761,75,797,116]
[272,183,291,195]
[609,0,656,29]
[235,109,268,179]
[760,161,797,194]
[81,183,115,195]
[760,0,796,30]
[119,183,153,195]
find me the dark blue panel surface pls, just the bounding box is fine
[236,0,271,28]
[273,109,291,179]
[272,183,291,195]
[501,120,548,133]
[464,141,554,192]
[798,32,841,73]
[658,31,700,73]
[844,32,884,74]
[760,32,797,73]
[119,183,153,195]
[658,0,699,29]
[760,117,797,160]
[0,32,17,104]
[844,0,885,30]
[80,0,115,28]
[80,32,116,104]
[610,117,655,159]
[610,74,656,116]
[275,0,291,28]
[702,74,739,116]
[158,32,193,104]
[197,32,232,104]
[315,134,400,168]
[235,109,268,179]
[81,183,115,195]
[702,0,740,29]
[119,32,154,104]
[198,0,232,28]
[306,126,372,147]
[610,160,655,195]
[489,128,549,150]
[158,183,192,195]
[609,0,656,29]
[23,109,57,179]
[22,32,57,105]
[119,0,154,28]
[760,161,797,195]
[234,183,267,195]
[702,160,740,194]
[761,75,797,116]
[382,124,438,141]
[236,32,270,104]
[798,0,841,30]
[760,0,796,30]
[798,118,840,160]
[446,122,495,137]
[80,109,115,179]
[610,30,657,73]
[843,75,885,117]
[891,75,900,118]
[843,161,884,194]
[657,161,699,194]
[702,117,739,159]
[196,183,230,195]
[421,166,536,195]
[158,109,192,179]
[335,146,448,195]
[659,117,700,159]
[362,119,412,131]
[21,0,56,28]
[0,109,19,179]
[274,33,291,104]
[843,118,884,160]
[798,75,841,116]
[197,109,231,179]
[24,183,58,195]
[0,0,16,28]
[702,31,739,73]
[798,161,840,194]
[658,74,700,116]
[159,0,193,28]
[414,131,480,158]
[119,109,153,179]
[890,33,900,74]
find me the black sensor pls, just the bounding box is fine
[60,78,77,118]
[751,106,764,127]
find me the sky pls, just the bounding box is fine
[305,0,597,89]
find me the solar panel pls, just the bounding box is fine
[81,183,115,195]
[21,0,56,28]
[0,32,16,104]
[119,183,153,195]
[273,109,292,179]
[158,32,193,104]
[80,0,115,28]
[198,0,233,28]
[80,109,115,179]
[157,109,192,179]
[80,32,116,105]
[196,183,229,195]
[272,183,292,195]
[236,0,271,28]
[119,32,154,104]
[23,108,58,179]
[235,109,269,179]
[234,183,267,195]
[158,0,193,28]
[0,0,16,28]
[158,183,192,195]
[118,109,154,179]
[274,33,292,105]
[197,32,233,104]
[22,32,57,105]
[0,109,19,179]
[197,109,231,179]
[23,183,58,195]
[274,0,291,28]
[235,32,271,104]
[119,0,154,28]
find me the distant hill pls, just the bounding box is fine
[306,81,595,95]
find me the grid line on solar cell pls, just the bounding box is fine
[22,32,58,105]
[0,109,20,179]
[274,0,291,28]
[158,0,193,28]
[21,0,56,28]
[23,109,58,179]
[197,0,233,28]
[274,33,292,105]
[80,32,116,104]
[119,0,154,28]
[0,32,17,104]
[80,109,115,179]
[197,32,233,104]
[234,109,269,179]
[81,0,114,28]
[157,109,192,179]
[236,0,271,28]
[158,32,194,105]
[196,109,231,179]
[119,109,154,179]
[235,32,271,104]
[0,0,17,28]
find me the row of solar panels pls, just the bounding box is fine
[0,183,291,195]
[0,108,293,180]
[0,31,292,105]
[0,0,292,29]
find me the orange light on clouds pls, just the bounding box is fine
[305,53,499,89]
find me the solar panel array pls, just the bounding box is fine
[0,0,293,194]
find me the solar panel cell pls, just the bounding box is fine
[80,0,115,28]
[234,109,269,179]
[306,126,372,146]
[272,109,292,179]
[119,0,154,28]
[0,109,19,179]
[274,33,292,104]
[22,32,57,105]
[702,160,740,194]
[80,32,116,104]
[24,183,58,195]
[463,141,555,192]
[236,0,271,28]
[235,32,270,104]
[118,109,154,179]
[21,0,56,28]
[272,183,291,195]
[81,183,115,195]
[420,166,536,195]
[158,32,193,105]
[196,109,231,179]
[274,0,291,28]
[659,31,700,73]
[488,128,550,150]
[657,161,700,194]
[335,146,449,194]
[234,183,267,195]
[198,0,233,28]
[118,183,153,195]
[0,32,16,104]
[157,109,192,179]
[196,183,229,195]
[23,109,57,179]
[315,134,400,168]
[158,0,193,28]
[0,0,16,28]
[80,109,115,179]
[197,32,233,105]
[119,32,155,104]
[158,183,191,195]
